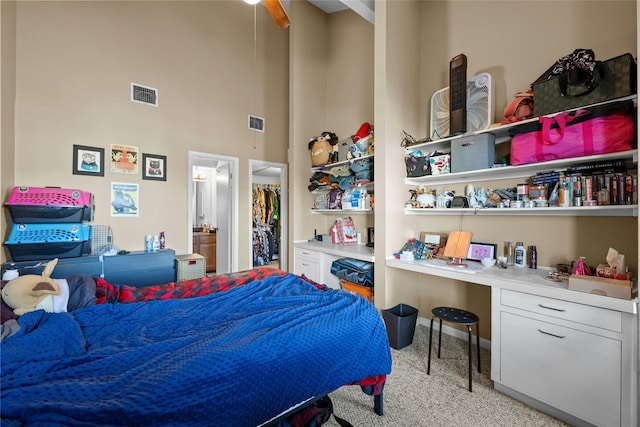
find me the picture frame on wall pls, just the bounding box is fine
[72,145,105,177]
[142,153,167,181]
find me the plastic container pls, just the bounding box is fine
[382,304,418,350]
[515,242,526,267]
[5,223,92,261]
[5,186,93,223]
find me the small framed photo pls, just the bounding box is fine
[467,242,497,261]
[73,145,105,177]
[142,153,167,181]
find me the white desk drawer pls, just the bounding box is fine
[500,311,621,427]
[501,289,622,332]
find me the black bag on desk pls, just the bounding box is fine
[532,51,637,116]
[330,258,374,288]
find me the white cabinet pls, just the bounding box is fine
[294,242,375,290]
[294,247,321,284]
[293,247,341,289]
[492,288,636,427]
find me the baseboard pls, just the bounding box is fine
[494,382,596,427]
[417,315,491,350]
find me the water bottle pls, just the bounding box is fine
[514,241,526,267]
[152,235,160,251]
[145,235,153,252]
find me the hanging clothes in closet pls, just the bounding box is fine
[252,184,280,266]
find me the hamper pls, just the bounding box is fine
[176,253,206,281]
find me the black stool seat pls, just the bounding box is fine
[427,306,480,392]
[431,307,479,325]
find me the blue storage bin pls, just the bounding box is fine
[5,223,92,261]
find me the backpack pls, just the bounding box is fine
[276,396,352,427]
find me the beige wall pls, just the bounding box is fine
[289,1,374,250]
[4,1,289,268]
[1,1,17,257]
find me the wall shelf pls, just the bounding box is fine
[404,204,637,217]
[404,94,638,154]
[311,153,374,173]
[405,150,637,186]
[311,209,373,215]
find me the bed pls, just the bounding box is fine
[1,268,392,426]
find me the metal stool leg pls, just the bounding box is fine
[437,318,443,358]
[427,316,434,374]
[476,322,481,373]
[467,326,473,392]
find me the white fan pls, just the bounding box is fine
[429,73,495,139]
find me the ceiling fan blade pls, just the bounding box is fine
[264,0,290,29]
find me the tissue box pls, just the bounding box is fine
[568,274,633,300]
[429,154,450,175]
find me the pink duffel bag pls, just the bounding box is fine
[510,100,636,166]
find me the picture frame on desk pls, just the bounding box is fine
[467,242,497,261]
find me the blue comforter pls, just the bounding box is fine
[1,273,392,426]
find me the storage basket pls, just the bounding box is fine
[6,186,93,223]
[176,253,206,281]
[340,279,373,303]
[5,223,92,261]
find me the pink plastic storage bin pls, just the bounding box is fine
[5,186,93,223]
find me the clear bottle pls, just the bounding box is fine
[152,235,160,251]
[504,241,514,266]
[514,241,526,267]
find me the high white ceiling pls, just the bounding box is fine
[306,0,375,24]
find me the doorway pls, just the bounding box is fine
[188,151,239,274]
[250,160,287,271]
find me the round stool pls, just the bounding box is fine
[427,306,481,392]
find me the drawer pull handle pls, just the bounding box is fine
[538,329,566,339]
[538,304,566,312]
[301,262,310,266]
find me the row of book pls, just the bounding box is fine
[531,159,637,206]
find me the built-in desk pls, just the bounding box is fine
[387,257,638,427]
[294,241,374,289]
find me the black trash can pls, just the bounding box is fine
[382,304,418,350]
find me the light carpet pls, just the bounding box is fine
[327,324,568,426]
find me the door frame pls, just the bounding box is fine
[188,151,239,274]
[249,159,288,271]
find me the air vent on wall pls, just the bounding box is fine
[248,115,265,132]
[131,83,158,107]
